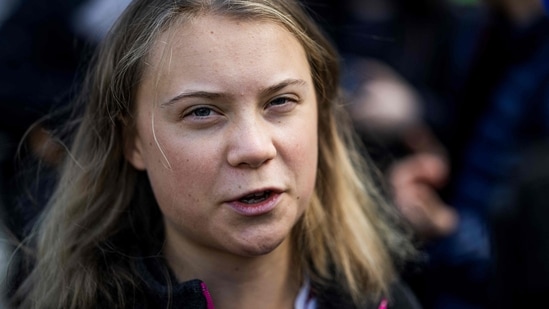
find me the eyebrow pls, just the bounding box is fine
[259,78,307,97]
[161,91,221,107]
[161,78,308,107]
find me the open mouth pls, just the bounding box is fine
[239,190,272,204]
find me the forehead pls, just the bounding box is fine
[137,13,311,101]
[144,14,305,73]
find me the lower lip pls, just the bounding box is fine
[225,192,281,217]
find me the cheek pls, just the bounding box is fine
[288,115,319,202]
[142,131,220,209]
[299,136,319,199]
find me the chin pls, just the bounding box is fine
[235,233,289,257]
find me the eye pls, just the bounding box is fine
[183,106,218,119]
[269,96,294,106]
[179,105,223,127]
[266,95,300,114]
[191,107,213,117]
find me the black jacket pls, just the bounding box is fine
[133,255,422,309]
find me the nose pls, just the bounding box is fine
[226,117,277,168]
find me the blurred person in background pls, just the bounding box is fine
[405,0,549,307]
[304,0,549,308]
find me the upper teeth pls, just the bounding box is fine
[240,191,271,203]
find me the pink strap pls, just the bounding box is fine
[200,282,215,309]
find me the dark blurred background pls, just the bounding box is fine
[0,0,131,307]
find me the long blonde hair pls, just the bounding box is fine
[13,0,414,308]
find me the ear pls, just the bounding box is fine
[123,127,147,171]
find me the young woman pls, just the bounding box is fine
[12,0,419,308]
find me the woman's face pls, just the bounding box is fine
[127,15,318,258]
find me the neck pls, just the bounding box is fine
[164,236,300,309]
